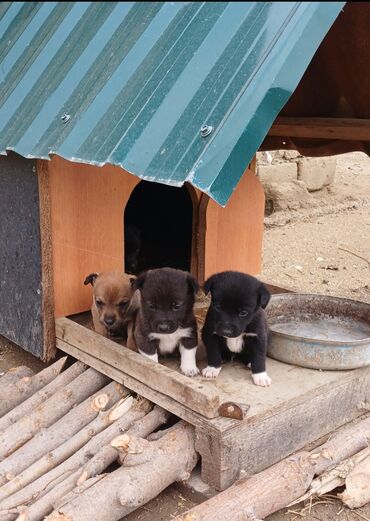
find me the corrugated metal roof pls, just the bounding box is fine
[0,2,344,205]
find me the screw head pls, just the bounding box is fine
[200,125,213,138]
[61,113,71,123]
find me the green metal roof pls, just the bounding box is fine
[0,2,344,205]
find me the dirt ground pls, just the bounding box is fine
[261,152,370,304]
[0,152,369,520]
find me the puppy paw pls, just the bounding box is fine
[202,366,221,378]
[181,365,200,377]
[252,372,272,387]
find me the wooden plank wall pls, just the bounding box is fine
[48,156,140,317]
[203,164,265,281]
[48,156,264,316]
[0,154,54,359]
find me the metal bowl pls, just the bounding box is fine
[266,294,370,370]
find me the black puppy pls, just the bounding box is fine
[133,267,200,376]
[201,271,272,386]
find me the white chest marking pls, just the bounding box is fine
[149,327,192,355]
[225,333,257,353]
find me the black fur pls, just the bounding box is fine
[202,271,271,376]
[84,273,98,286]
[133,267,199,358]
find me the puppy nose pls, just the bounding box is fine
[221,325,236,337]
[104,316,116,326]
[157,323,170,333]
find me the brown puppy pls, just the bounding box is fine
[84,272,138,341]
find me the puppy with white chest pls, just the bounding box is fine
[201,271,272,387]
[133,267,200,377]
[84,271,138,340]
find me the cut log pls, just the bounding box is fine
[0,358,67,417]
[0,398,151,512]
[171,414,370,521]
[289,445,370,506]
[0,381,127,485]
[175,451,314,521]
[0,362,87,433]
[46,421,197,521]
[0,368,108,461]
[0,396,133,502]
[18,406,170,521]
[309,414,370,475]
[0,367,34,395]
[340,454,370,509]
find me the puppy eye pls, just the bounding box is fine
[119,300,128,308]
[239,310,248,318]
[96,299,104,307]
[172,302,183,311]
[147,302,155,311]
[214,303,221,312]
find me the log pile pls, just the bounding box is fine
[0,361,197,521]
[1,360,369,521]
[173,414,370,521]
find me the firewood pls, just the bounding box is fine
[0,368,109,461]
[172,414,370,521]
[0,381,127,486]
[0,367,34,395]
[6,404,166,521]
[0,395,133,503]
[0,358,67,417]
[309,415,370,475]
[0,398,150,513]
[177,451,314,521]
[289,445,370,506]
[45,421,197,521]
[339,453,370,509]
[0,362,87,433]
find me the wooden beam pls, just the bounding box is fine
[268,117,370,141]
[56,318,220,419]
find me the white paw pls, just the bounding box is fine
[252,372,272,387]
[202,366,221,378]
[181,365,200,377]
[139,350,158,363]
[180,346,199,377]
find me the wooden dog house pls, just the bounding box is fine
[1,1,370,492]
[47,154,264,319]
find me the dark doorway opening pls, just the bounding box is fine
[124,181,194,275]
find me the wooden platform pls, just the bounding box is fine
[56,316,370,490]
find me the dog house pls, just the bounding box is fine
[1,1,370,492]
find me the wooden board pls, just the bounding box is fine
[197,366,370,489]
[268,117,370,141]
[56,317,220,419]
[202,165,264,282]
[57,314,370,491]
[0,153,53,359]
[48,156,140,317]
[37,160,56,361]
[163,358,361,424]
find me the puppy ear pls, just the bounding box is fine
[130,277,136,288]
[187,273,199,295]
[84,273,98,286]
[203,274,216,295]
[258,284,271,309]
[132,271,147,291]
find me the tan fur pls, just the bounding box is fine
[85,272,139,347]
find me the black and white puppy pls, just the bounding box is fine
[201,271,272,386]
[133,267,200,377]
